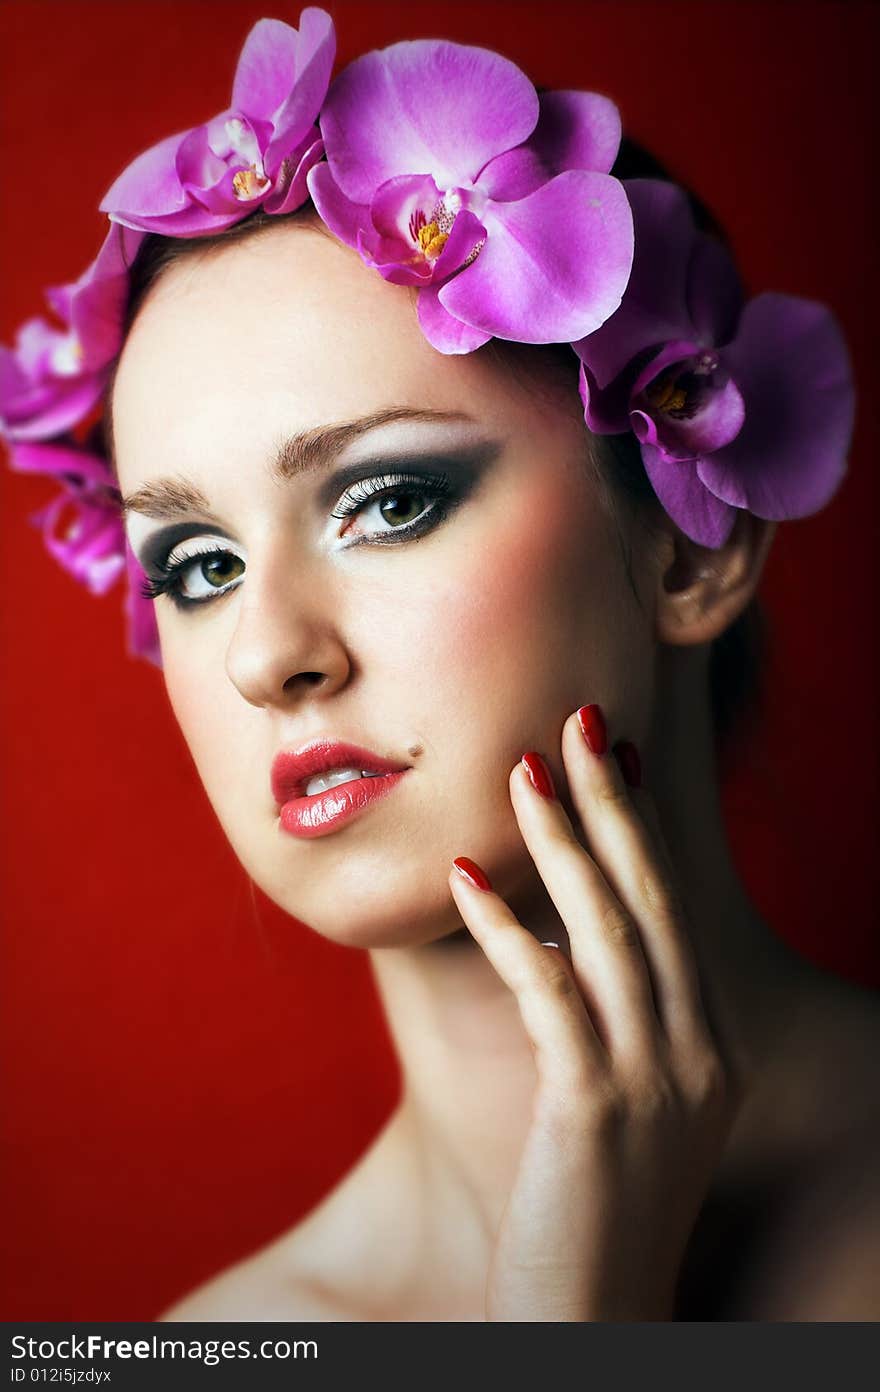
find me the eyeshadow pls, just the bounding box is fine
[133,439,502,572]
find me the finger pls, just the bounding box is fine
[558,706,712,1051]
[449,858,608,1093]
[509,754,660,1061]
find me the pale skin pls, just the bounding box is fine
[111,220,880,1321]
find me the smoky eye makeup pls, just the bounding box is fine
[312,440,501,513]
[136,520,237,577]
[128,438,503,610]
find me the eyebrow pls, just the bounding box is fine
[119,408,479,519]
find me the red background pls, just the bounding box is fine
[1,1,877,1319]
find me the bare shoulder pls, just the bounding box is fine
[742,967,880,1319]
[155,1241,348,1323]
[744,1112,880,1320]
[759,961,880,1150]
[156,1115,408,1323]
[154,1173,380,1323]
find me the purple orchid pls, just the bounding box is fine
[0,315,105,441]
[574,179,855,548]
[0,221,143,441]
[124,539,162,667]
[100,8,335,236]
[307,39,634,352]
[1,218,157,663]
[8,438,160,665]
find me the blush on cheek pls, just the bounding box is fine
[161,645,235,791]
[433,484,616,664]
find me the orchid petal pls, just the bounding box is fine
[631,379,744,461]
[125,538,162,667]
[427,209,487,280]
[263,133,324,214]
[687,234,743,347]
[319,38,539,202]
[573,179,701,388]
[231,18,301,119]
[370,173,442,243]
[529,90,622,176]
[107,206,244,237]
[264,8,336,176]
[578,360,633,434]
[416,285,492,354]
[64,221,145,370]
[100,130,191,218]
[628,338,745,459]
[697,294,855,518]
[8,441,116,489]
[3,375,105,441]
[0,344,32,409]
[439,171,633,343]
[180,121,242,192]
[641,444,738,548]
[307,160,369,244]
[479,90,621,200]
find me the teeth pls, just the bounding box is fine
[303,767,385,797]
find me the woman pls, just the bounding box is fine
[3,6,878,1321]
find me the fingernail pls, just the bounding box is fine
[453,856,493,893]
[521,751,556,800]
[613,740,642,788]
[576,703,608,757]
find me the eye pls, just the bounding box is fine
[178,549,245,598]
[140,540,245,610]
[139,469,463,612]
[330,470,456,543]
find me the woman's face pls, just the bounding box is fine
[113,224,655,946]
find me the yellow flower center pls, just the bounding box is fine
[232,166,269,200]
[646,372,689,415]
[415,220,449,260]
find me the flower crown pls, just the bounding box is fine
[0,6,855,667]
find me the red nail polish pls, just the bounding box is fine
[453,856,493,893]
[614,740,642,788]
[576,703,608,757]
[521,751,556,800]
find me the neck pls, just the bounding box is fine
[366,646,807,1254]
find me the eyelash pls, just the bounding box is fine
[139,471,457,612]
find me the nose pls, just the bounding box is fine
[224,545,352,709]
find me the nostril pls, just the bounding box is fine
[283,671,326,692]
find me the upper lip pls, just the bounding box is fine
[270,739,410,804]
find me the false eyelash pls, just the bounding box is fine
[329,470,453,519]
[139,542,237,603]
[138,472,457,609]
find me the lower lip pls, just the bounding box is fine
[278,771,409,839]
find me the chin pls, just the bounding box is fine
[247,852,471,951]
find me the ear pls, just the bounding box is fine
[653,509,777,647]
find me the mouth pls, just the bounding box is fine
[299,766,388,798]
[271,740,411,839]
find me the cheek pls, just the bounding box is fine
[401,482,632,742]
[160,645,246,809]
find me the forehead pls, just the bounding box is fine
[111,225,576,493]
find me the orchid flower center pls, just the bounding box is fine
[50,335,84,377]
[224,117,270,201]
[232,166,271,200]
[409,207,450,261]
[644,351,720,419]
[406,187,485,274]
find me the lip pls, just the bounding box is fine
[271,739,410,840]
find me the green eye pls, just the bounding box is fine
[379,492,428,527]
[201,554,245,588]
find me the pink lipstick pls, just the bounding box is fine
[271,739,410,840]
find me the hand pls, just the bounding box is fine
[447,704,749,1322]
